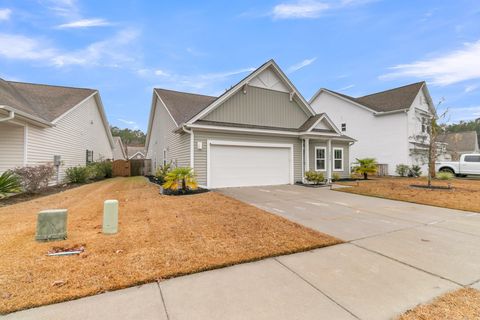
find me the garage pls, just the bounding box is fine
[208,141,293,188]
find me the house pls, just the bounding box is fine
[146,59,354,188]
[310,82,437,175]
[112,136,127,160]
[437,131,480,160]
[0,78,114,182]
[126,146,146,160]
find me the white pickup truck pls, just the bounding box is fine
[436,154,480,176]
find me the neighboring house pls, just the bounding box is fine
[437,131,480,161]
[126,146,146,160]
[146,59,354,188]
[0,78,114,183]
[112,136,127,160]
[310,82,438,175]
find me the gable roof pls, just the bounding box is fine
[312,81,426,113]
[113,136,127,159]
[126,146,146,159]
[0,78,96,123]
[154,88,217,125]
[437,131,479,153]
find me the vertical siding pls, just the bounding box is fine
[193,130,302,186]
[146,97,190,173]
[0,122,24,173]
[203,86,310,128]
[27,96,113,182]
[309,140,350,178]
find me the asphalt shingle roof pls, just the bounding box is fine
[437,131,479,153]
[0,78,96,122]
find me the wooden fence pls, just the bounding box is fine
[112,159,152,177]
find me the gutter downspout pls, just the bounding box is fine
[182,125,194,169]
[0,105,15,122]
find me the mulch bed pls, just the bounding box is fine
[0,183,83,207]
[398,288,480,320]
[0,177,342,314]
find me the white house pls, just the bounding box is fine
[310,82,436,175]
[0,78,114,183]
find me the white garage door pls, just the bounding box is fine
[209,142,292,188]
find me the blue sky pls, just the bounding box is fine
[0,0,479,131]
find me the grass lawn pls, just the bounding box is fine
[336,177,480,213]
[0,177,341,314]
[398,288,480,320]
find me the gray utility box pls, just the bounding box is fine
[36,209,68,241]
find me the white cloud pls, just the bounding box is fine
[0,8,12,21]
[380,40,480,86]
[0,29,140,68]
[154,69,170,77]
[271,0,375,19]
[287,57,317,73]
[440,106,480,123]
[464,84,478,93]
[44,0,80,19]
[57,18,111,28]
[117,118,139,130]
[337,84,355,91]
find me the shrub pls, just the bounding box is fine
[408,165,422,177]
[305,171,325,184]
[163,167,198,191]
[0,171,22,197]
[13,164,54,193]
[65,166,90,184]
[395,164,410,177]
[155,163,172,184]
[332,173,341,182]
[353,158,378,180]
[436,171,454,180]
[88,161,112,180]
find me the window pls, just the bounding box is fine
[163,149,167,166]
[315,147,326,171]
[341,123,346,132]
[333,148,343,171]
[86,150,93,164]
[465,155,480,162]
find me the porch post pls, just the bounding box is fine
[305,138,310,173]
[327,139,332,183]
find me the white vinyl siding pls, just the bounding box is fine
[26,95,113,182]
[0,122,24,173]
[315,147,326,171]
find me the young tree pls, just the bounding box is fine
[353,158,378,180]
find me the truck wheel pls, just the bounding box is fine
[440,168,454,175]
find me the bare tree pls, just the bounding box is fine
[409,98,447,187]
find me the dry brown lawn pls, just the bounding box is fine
[398,288,480,320]
[337,177,480,212]
[0,177,341,314]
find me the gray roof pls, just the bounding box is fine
[154,88,217,125]
[325,81,425,113]
[126,146,146,158]
[437,131,479,153]
[297,114,325,131]
[0,78,96,122]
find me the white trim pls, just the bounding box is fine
[333,147,344,171]
[128,151,145,160]
[188,60,315,124]
[23,123,28,166]
[304,138,310,172]
[206,140,294,189]
[186,123,344,138]
[190,130,195,169]
[314,146,327,172]
[310,89,377,114]
[327,139,332,182]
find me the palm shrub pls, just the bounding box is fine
[436,171,454,180]
[395,164,410,177]
[65,166,90,184]
[163,167,198,191]
[305,171,325,184]
[0,171,22,197]
[155,162,172,184]
[13,164,54,193]
[408,165,422,177]
[353,158,378,180]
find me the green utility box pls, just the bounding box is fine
[35,209,68,241]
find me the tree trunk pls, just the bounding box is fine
[363,173,368,180]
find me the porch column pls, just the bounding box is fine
[304,138,310,173]
[327,139,332,183]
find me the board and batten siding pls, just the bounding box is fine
[26,95,113,182]
[146,97,190,172]
[203,86,310,129]
[193,130,302,187]
[0,122,24,173]
[308,140,351,178]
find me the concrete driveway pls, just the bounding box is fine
[6,185,480,320]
